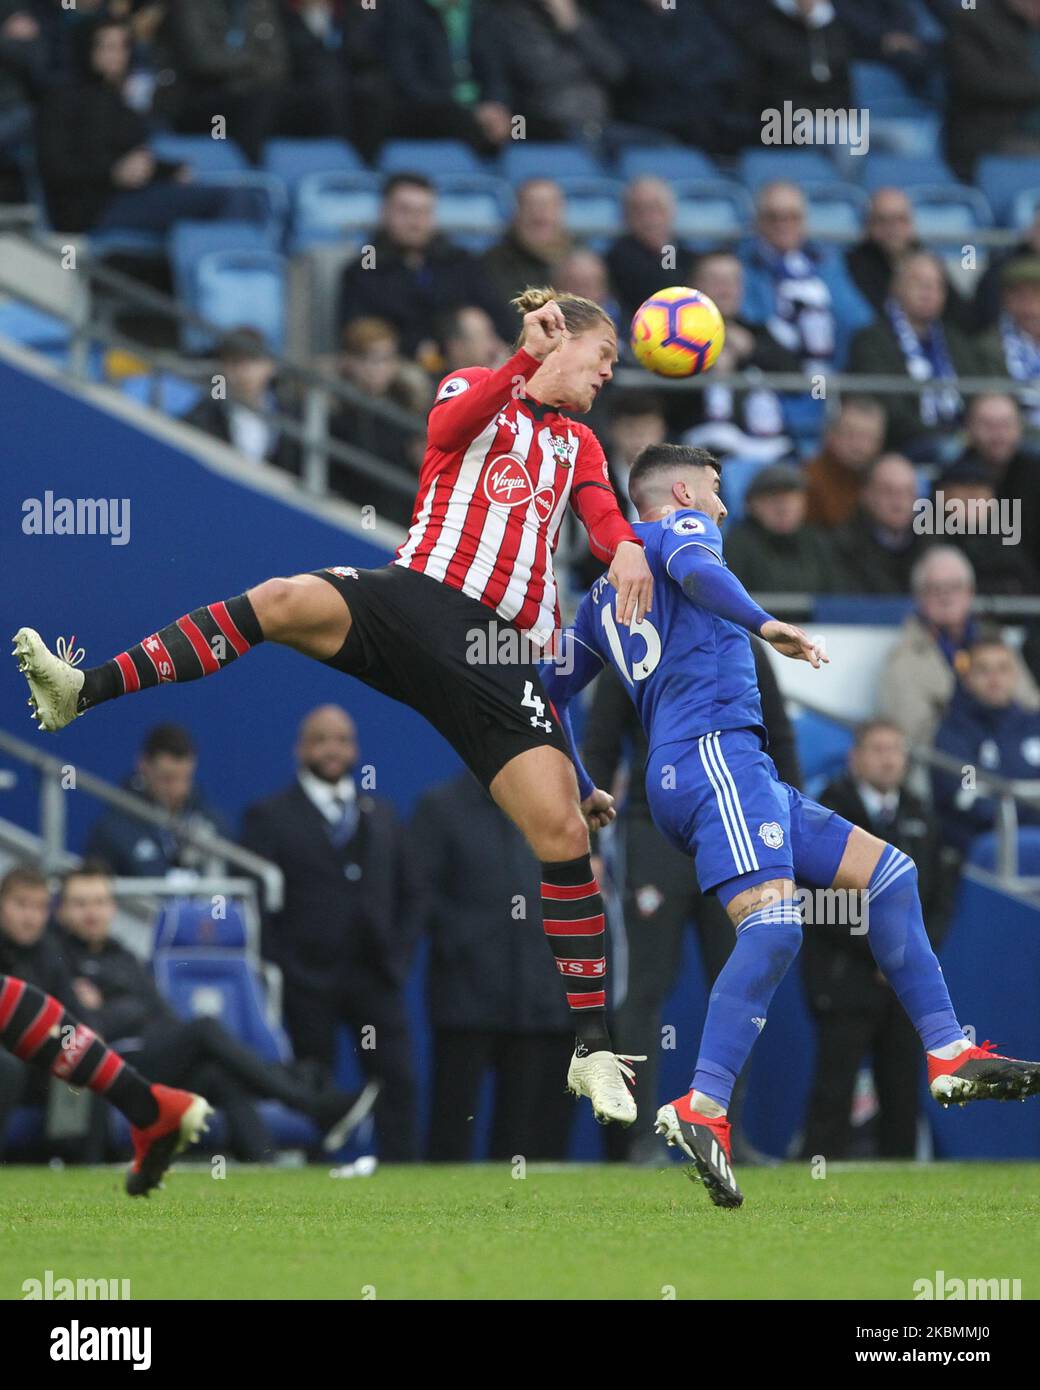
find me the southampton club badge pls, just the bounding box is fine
[758,821,785,849]
[549,433,573,468]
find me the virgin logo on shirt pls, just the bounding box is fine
[483,453,556,523]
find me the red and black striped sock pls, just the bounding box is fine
[541,853,612,1053]
[77,593,264,711]
[0,974,158,1128]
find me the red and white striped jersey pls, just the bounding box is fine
[396,347,639,644]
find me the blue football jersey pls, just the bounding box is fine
[570,509,766,753]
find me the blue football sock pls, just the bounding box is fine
[865,845,963,1052]
[691,896,803,1109]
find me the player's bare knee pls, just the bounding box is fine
[530,808,589,864]
[248,576,299,639]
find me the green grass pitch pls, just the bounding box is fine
[1,1161,1037,1300]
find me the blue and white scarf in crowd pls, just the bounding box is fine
[999,310,1040,428]
[885,297,962,429]
[757,241,836,369]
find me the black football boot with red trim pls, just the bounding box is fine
[655,1093,744,1209]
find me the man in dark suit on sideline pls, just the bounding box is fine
[801,719,956,1160]
[241,704,420,1160]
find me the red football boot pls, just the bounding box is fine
[928,1041,1040,1107]
[655,1093,743,1209]
[126,1085,213,1197]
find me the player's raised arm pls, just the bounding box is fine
[570,437,653,626]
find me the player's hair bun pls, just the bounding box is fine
[510,286,614,350]
[510,286,560,315]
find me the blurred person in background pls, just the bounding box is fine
[804,396,887,528]
[933,637,1040,851]
[724,464,837,597]
[241,705,420,1161]
[85,723,230,878]
[977,258,1040,436]
[436,304,508,373]
[745,0,853,136]
[553,248,622,334]
[801,720,954,1160]
[0,2,47,195]
[932,457,1038,595]
[844,189,972,328]
[481,179,571,316]
[607,177,688,326]
[338,172,510,358]
[830,454,933,593]
[55,862,377,1162]
[878,546,1040,748]
[184,329,300,477]
[973,208,1040,331]
[677,249,799,460]
[849,250,981,457]
[385,0,511,153]
[37,15,262,233]
[954,393,1040,575]
[834,0,943,84]
[411,775,575,1162]
[945,0,1040,180]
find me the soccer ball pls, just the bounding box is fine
[630,286,726,378]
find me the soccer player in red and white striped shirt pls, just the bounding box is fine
[15,289,654,1127]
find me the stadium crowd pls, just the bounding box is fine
[2,1,1040,1168]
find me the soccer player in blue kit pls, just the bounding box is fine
[542,443,1040,1208]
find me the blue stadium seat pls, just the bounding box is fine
[150,135,250,173]
[615,146,718,183]
[291,170,381,249]
[192,169,289,242]
[1011,187,1040,229]
[556,176,624,242]
[966,828,1040,877]
[169,219,273,300]
[119,374,203,416]
[154,896,250,952]
[802,181,869,237]
[867,109,942,160]
[263,137,365,186]
[169,221,283,352]
[850,61,913,106]
[498,142,605,183]
[789,709,854,799]
[906,185,994,242]
[194,249,287,353]
[434,173,513,252]
[0,301,70,352]
[861,153,956,191]
[378,139,484,177]
[671,179,753,246]
[153,951,292,1064]
[737,148,838,191]
[977,156,1040,225]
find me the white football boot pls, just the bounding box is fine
[566,1050,645,1126]
[12,628,85,732]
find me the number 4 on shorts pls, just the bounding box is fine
[522,680,553,733]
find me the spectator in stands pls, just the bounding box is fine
[977,258,1040,436]
[338,172,510,359]
[745,0,853,126]
[933,637,1040,851]
[482,0,625,144]
[411,774,575,1162]
[849,250,981,457]
[241,704,420,1161]
[973,208,1040,331]
[740,182,874,397]
[954,394,1040,574]
[184,329,300,477]
[85,723,230,878]
[553,248,622,333]
[481,179,571,315]
[830,453,933,593]
[607,177,688,327]
[384,0,511,153]
[834,0,941,83]
[598,0,749,152]
[582,645,800,1166]
[0,866,76,1158]
[54,862,376,1161]
[945,0,1040,179]
[678,249,800,461]
[153,0,298,164]
[0,3,47,190]
[36,16,262,234]
[845,189,972,328]
[933,457,1039,595]
[878,546,1040,748]
[436,304,507,372]
[724,464,837,597]
[804,396,887,528]
[801,719,954,1160]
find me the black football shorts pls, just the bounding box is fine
[313,563,571,789]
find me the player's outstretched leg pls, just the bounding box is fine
[0,973,212,1195]
[490,746,645,1127]
[656,879,804,1209]
[13,574,350,732]
[839,830,1040,1107]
